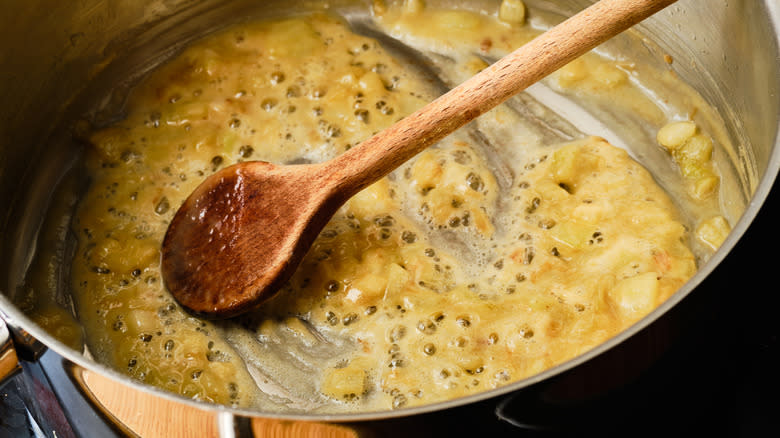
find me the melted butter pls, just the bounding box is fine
[58,4,720,413]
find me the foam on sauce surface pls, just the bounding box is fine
[36,4,729,413]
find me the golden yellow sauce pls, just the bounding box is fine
[46,2,726,413]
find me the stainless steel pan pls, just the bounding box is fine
[2,0,778,436]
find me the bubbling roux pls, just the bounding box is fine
[60,3,728,413]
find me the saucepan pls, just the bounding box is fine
[1,0,778,436]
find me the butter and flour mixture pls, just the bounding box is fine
[50,1,730,413]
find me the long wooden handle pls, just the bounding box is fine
[323,0,676,197]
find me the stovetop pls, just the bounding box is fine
[3,184,779,438]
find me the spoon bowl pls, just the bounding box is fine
[162,161,329,317]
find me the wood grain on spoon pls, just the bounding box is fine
[161,0,677,318]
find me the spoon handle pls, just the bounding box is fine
[323,0,676,198]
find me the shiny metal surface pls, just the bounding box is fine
[1,0,779,433]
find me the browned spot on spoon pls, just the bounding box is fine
[162,0,677,319]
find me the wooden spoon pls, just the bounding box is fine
[161,0,677,319]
